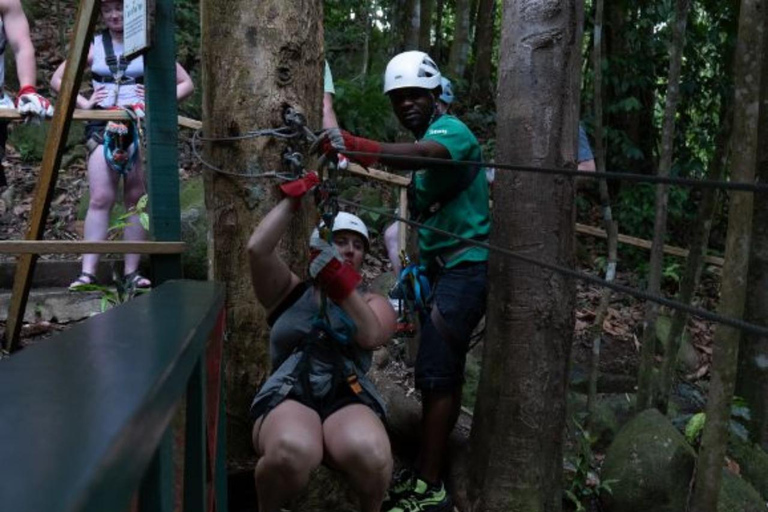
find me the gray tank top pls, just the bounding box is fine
[269,285,373,373]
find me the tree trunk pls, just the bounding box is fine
[433,0,445,63]
[657,93,733,414]
[737,0,768,451]
[690,0,766,509]
[356,4,372,77]
[587,0,619,433]
[635,0,691,412]
[419,0,434,50]
[470,0,496,105]
[405,0,421,50]
[468,1,582,511]
[605,0,658,175]
[447,0,472,79]
[201,0,322,467]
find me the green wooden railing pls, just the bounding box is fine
[0,280,228,512]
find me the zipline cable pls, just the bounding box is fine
[337,197,768,338]
[341,150,768,194]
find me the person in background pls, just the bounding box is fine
[578,123,596,171]
[50,0,194,290]
[0,0,54,187]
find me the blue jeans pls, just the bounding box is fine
[415,262,488,391]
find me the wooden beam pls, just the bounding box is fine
[346,162,411,187]
[3,0,99,353]
[0,241,185,255]
[0,108,201,130]
[575,223,725,267]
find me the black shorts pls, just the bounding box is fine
[415,261,488,391]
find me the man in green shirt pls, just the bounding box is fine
[321,51,489,512]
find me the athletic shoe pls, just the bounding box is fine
[386,478,453,512]
[382,467,416,510]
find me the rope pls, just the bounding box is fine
[190,129,294,180]
[342,150,768,194]
[337,197,768,339]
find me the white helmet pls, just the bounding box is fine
[312,212,370,249]
[383,51,442,94]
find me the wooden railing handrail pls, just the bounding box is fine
[0,240,186,255]
[0,108,202,130]
[0,280,226,512]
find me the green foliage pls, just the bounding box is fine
[683,397,753,447]
[8,123,85,164]
[564,419,618,512]
[107,194,150,234]
[333,75,400,142]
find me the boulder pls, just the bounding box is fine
[601,409,696,512]
[718,470,766,512]
[728,435,768,501]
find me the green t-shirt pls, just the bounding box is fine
[414,115,490,269]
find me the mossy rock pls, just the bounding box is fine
[718,470,765,512]
[728,435,768,500]
[601,409,696,512]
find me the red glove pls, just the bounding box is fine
[16,85,54,118]
[280,171,320,199]
[321,129,381,168]
[309,231,361,302]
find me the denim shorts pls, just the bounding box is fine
[415,262,488,391]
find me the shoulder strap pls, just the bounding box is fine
[267,280,311,327]
[410,166,481,223]
[101,29,129,77]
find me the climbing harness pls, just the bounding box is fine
[396,251,432,314]
[103,107,141,175]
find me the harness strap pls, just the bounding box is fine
[101,29,129,79]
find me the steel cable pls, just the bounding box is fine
[337,197,768,338]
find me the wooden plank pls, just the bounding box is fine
[346,162,411,187]
[144,0,182,285]
[0,280,225,512]
[0,108,200,130]
[3,0,99,353]
[398,186,408,250]
[0,241,185,254]
[575,222,725,266]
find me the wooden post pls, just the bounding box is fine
[145,0,182,284]
[2,0,99,353]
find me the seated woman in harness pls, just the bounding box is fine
[247,173,397,512]
[50,0,194,290]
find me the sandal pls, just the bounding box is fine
[124,271,152,289]
[69,272,98,291]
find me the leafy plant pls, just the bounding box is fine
[564,419,618,512]
[683,397,752,447]
[108,194,150,235]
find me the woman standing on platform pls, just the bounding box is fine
[50,0,193,290]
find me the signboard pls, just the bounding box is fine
[123,0,150,59]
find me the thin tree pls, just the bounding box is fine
[405,0,421,50]
[690,0,766,508]
[586,0,620,432]
[433,0,445,63]
[419,0,434,50]
[636,0,691,412]
[657,93,733,414]
[200,0,322,464]
[447,0,472,79]
[470,0,496,105]
[468,0,583,510]
[736,0,768,451]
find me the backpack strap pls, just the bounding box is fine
[409,166,480,223]
[101,29,129,79]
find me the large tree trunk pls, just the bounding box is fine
[447,0,472,79]
[737,0,768,451]
[635,0,691,412]
[201,1,322,467]
[467,1,582,511]
[690,0,766,509]
[657,93,733,414]
[419,0,434,50]
[470,0,496,105]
